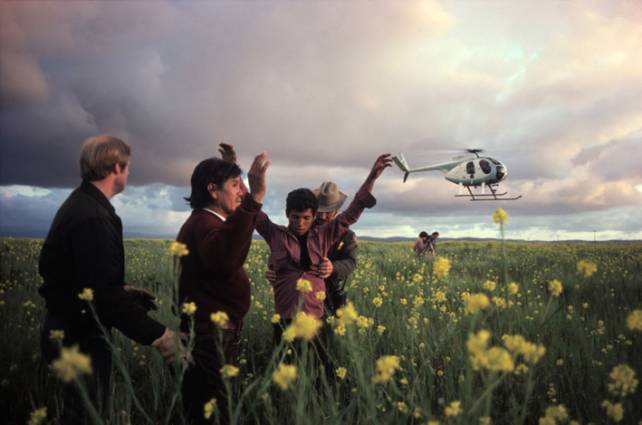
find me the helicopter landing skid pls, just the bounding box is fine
[455,186,522,201]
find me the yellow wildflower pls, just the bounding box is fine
[372,355,401,384]
[210,311,229,327]
[502,334,546,364]
[479,417,491,425]
[334,324,346,336]
[576,260,597,277]
[396,401,409,413]
[485,347,515,372]
[607,364,638,397]
[492,208,508,225]
[377,325,386,335]
[283,312,322,341]
[296,278,313,293]
[601,400,624,423]
[507,282,519,295]
[372,296,383,307]
[444,400,462,417]
[467,330,491,370]
[464,293,491,314]
[336,302,359,325]
[78,288,94,301]
[203,398,217,419]
[49,329,65,342]
[315,291,326,301]
[272,363,297,390]
[271,313,281,324]
[413,295,425,307]
[626,310,642,331]
[336,367,347,380]
[27,407,47,425]
[432,290,447,303]
[483,280,496,292]
[169,241,189,257]
[282,325,298,342]
[356,315,374,331]
[543,404,568,422]
[51,345,93,382]
[492,296,507,309]
[548,280,563,297]
[220,364,240,379]
[181,302,197,316]
[433,256,451,279]
[400,298,408,306]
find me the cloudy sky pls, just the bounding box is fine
[1,1,641,240]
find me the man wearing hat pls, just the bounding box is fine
[311,181,358,315]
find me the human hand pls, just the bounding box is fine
[311,257,333,279]
[247,152,270,204]
[152,328,191,366]
[124,285,158,311]
[364,154,393,192]
[219,143,237,163]
[265,267,277,284]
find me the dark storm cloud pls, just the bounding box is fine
[1,0,641,238]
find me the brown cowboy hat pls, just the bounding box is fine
[312,181,348,213]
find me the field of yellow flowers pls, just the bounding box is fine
[1,227,641,424]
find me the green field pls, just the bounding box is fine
[1,236,641,424]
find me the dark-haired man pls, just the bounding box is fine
[176,146,269,425]
[256,155,391,334]
[266,181,357,315]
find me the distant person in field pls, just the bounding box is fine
[414,231,430,257]
[176,144,269,425]
[38,135,183,424]
[266,181,357,316]
[256,155,391,352]
[427,231,440,255]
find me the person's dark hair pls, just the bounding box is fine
[432,232,440,237]
[286,188,319,215]
[419,231,429,238]
[184,158,242,209]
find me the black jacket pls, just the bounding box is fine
[38,181,165,345]
[326,229,357,290]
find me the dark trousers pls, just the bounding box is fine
[40,312,112,425]
[182,329,241,425]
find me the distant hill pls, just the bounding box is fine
[1,229,639,244]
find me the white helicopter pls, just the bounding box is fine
[392,149,522,201]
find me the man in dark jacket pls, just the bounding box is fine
[38,135,180,423]
[311,181,358,315]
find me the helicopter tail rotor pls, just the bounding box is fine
[392,154,412,183]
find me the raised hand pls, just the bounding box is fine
[247,152,270,204]
[218,143,237,163]
[363,153,393,192]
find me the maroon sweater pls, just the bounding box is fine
[177,194,261,333]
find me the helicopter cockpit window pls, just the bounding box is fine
[479,159,491,174]
[466,161,475,175]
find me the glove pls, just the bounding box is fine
[124,285,158,312]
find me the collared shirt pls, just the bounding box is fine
[256,186,376,319]
[202,208,227,222]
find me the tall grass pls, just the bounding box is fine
[1,236,640,424]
